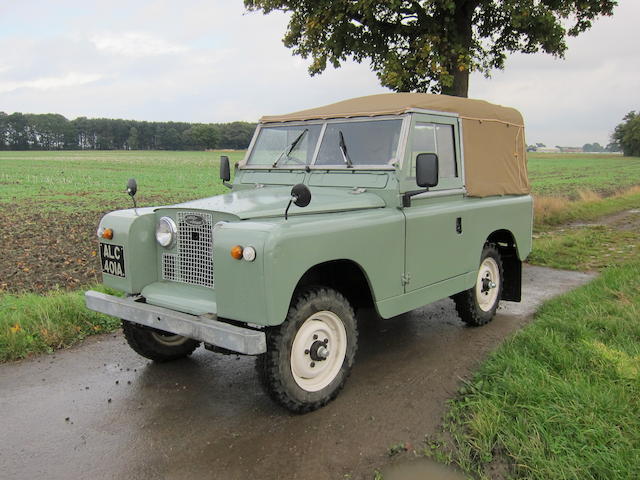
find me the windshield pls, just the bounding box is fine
[247,124,322,166]
[246,118,403,167]
[316,119,402,166]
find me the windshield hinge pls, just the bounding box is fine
[401,273,411,286]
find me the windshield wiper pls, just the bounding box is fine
[338,130,353,168]
[272,129,308,168]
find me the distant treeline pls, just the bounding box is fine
[0,111,256,151]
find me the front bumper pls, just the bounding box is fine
[85,290,266,355]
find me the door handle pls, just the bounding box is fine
[456,217,462,234]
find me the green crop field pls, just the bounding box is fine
[0,150,245,214]
[527,153,640,197]
[2,151,640,215]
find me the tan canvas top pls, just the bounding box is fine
[261,93,530,197]
[259,92,523,126]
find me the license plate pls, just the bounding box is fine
[100,243,126,278]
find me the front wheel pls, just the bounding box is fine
[122,321,200,362]
[257,287,358,413]
[453,244,503,327]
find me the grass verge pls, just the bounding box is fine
[426,261,640,479]
[0,286,121,362]
[529,225,639,271]
[534,186,640,229]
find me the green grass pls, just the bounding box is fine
[430,261,640,479]
[0,286,122,362]
[528,153,640,198]
[529,225,639,271]
[0,150,245,213]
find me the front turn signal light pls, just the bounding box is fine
[230,245,243,260]
[101,228,114,240]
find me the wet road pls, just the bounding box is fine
[0,266,594,480]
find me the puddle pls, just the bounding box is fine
[380,459,465,480]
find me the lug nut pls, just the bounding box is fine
[310,362,315,368]
[304,349,310,355]
[313,334,318,340]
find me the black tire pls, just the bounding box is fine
[257,287,358,413]
[122,321,200,362]
[453,244,503,327]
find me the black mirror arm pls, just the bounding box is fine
[402,188,430,208]
[284,198,293,220]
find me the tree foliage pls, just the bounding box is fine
[0,112,255,151]
[582,142,604,153]
[612,111,640,157]
[245,0,617,97]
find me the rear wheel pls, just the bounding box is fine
[122,321,200,362]
[453,244,503,327]
[257,287,358,413]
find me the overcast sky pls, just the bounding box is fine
[1,0,638,147]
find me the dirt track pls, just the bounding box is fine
[0,265,594,480]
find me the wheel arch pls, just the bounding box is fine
[292,259,376,312]
[486,229,522,302]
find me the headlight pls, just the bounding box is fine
[156,217,177,247]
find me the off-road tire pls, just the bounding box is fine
[257,287,358,413]
[453,244,503,327]
[122,321,200,362]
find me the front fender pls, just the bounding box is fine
[214,208,404,326]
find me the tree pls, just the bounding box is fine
[605,142,620,153]
[582,142,604,153]
[184,124,218,150]
[612,111,640,157]
[245,0,617,97]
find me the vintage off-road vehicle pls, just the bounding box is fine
[86,93,532,412]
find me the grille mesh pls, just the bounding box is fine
[162,211,214,288]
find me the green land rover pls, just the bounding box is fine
[86,93,532,412]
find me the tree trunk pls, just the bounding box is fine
[442,69,469,97]
[441,0,475,97]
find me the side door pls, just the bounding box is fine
[402,113,469,292]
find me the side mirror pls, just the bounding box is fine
[220,155,232,188]
[285,183,311,220]
[126,178,137,197]
[291,183,311,207]
[126,178,138,214]
[415,153,439,188]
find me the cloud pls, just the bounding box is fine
[0,72,103,94]
[90,32,188,57]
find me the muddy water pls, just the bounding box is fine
[0,266,594,480]
[380,459,465,480]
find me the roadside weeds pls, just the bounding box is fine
[0,286,121,362]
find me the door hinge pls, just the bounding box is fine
[401,273,411,286]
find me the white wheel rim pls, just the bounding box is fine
[150,331,189,347]
[476,257,500,312]
[290,311,347,392]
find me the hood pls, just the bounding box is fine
[165,186,385,220]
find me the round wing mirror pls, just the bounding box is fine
[126,178,137,197]
[291,183,311,207]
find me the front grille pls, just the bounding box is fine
[162,211,215,288]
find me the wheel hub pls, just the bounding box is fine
[481,276,496,294]
[309,339,329,361]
